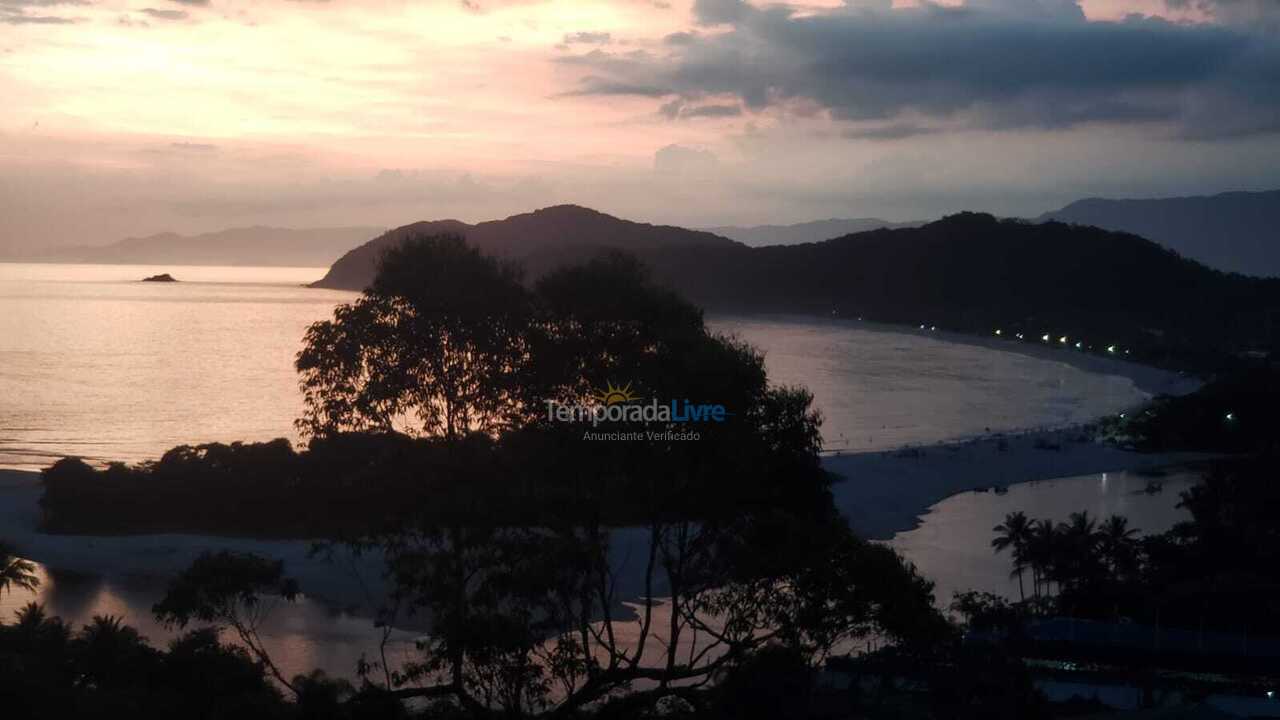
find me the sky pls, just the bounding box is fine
[2,0,1280,251]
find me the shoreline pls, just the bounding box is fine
[1,432,1221,584]
[709,312,1202,400]
[0,315,1211,602]
[824,426,1220,541]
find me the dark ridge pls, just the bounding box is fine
[310,204,739,290]
[1038,188,1280,277]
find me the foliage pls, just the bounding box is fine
[154,550,301,692]
[987,454,1280,636]
[0,541,39,598]
[1101,368,1280,453]
[0,604,288,719]
[38,238,954,717]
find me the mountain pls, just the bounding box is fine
[33,226,384,267]
[311,205,738,289]
[705,218,922,246]
[1038,189,1280,277]
[314,207,1280,368]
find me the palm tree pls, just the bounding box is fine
[1026,519,1060,598]
[1057,511,1102,592]
[1096,515,1141,579]
[0,541,39,597]
[992,511,1032,601]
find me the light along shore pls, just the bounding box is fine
[714,312,1203,399]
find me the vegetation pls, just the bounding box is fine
[34,236,958,717]
[319,208,1280,372]
[983,454,1280,640]
[1,541,39,598]
[1099,367,1280,453]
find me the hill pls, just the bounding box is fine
[33,226,384,268]
[705,218,921,246]
[313,208,1280,369]
[1038,189,1280,277]
[311,205,738,289]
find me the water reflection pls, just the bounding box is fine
[889,468,1196,607]
[0,562,419,682]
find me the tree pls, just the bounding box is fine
[291,239,946,716]
[0,541,38,598]
[1095,515,1141,579]
[153,551,300,694]
[297,235,536,440]
[1025,520,1060,598]
[991,512,1031,602]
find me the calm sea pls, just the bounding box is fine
[0,263,1147,470]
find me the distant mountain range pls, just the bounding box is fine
[1039,189,1280,277]
[313,205,1280,367]
[703,218,922,246]
[26,226,383,267]
[15,188,1278,280]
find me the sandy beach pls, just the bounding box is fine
[717,313,1203,399]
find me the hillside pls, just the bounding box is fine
[1039,189,1280,277]
[705,218,921,246]
[34,226,383,268]
[311,205,738,289]
[313,208,1280,369]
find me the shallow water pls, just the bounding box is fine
[888,468,1196,606]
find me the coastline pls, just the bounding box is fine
[1,432,1220,585]
[825,427,1219,541]
[710,313,1202,399]
[0,316,1211,599]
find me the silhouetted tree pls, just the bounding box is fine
[153,550,301,694]
[0,541,38,598]
[297,236,536,440]
[991,512,1032,602]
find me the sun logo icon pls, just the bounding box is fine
[593,381,640,406]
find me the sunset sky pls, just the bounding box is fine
[3,0,1279,250]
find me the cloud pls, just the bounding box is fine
[653,143,718,174]
[168,0,209,5]
[562,31,611,44]
[692,0,751,26]
[169,141,218,151]
[561,1,1280,139]
[0,0,85,23]
[659,98,741,119]
[141,8,188,20]
[1167,0,1280,28]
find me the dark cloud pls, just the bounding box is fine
[562,2,1280,139]
[842,123,940,141]
[1,13,73,22]
[168,0,210,5]
[659,98,741,119]
[0,0,85,23]
[692,0,750,26]
[141,8,188,20]
[1168,0,1280,27]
